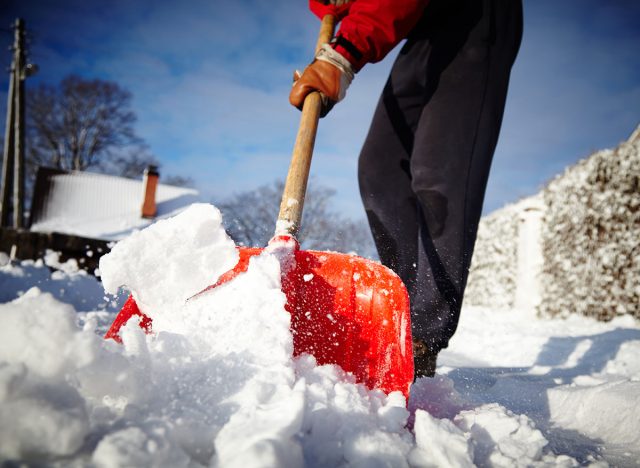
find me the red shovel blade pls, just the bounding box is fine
[105,247,414,397]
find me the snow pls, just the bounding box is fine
[0,250,124,324]
[1,204,639,466]
[100,203,239,323]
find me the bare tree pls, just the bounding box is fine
[27,75,142,173]
[24,74,198,186]
[217,181,284,247]
[163,174,195,188]
[107,146,160,179]
[216,180,376,258]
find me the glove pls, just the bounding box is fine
[309,0,352,21]
[289,44,355,117]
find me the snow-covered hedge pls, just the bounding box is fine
[539,127,640,320]
[466,125,639,320]
[465,202,520,309]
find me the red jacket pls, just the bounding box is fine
[311,0,430,71]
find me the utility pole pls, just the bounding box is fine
[13,18,26,228]
[0,26,17,227]
[0,18,37,229]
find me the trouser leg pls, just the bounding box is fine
[359,0,523,353]
[358,52,426,301]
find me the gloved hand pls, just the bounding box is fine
[309,0,352,21]
[289,44,355,117]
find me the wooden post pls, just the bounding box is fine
[0,25,17,227]
[13,18,26,229]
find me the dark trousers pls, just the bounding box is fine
[358,0,523,353]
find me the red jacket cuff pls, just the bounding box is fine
[331,35,366,72]
[334,0,430,69]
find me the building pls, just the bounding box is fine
[0,166,199,271]
[29,166,199,241]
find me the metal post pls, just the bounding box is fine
[0,26,16,227]
[13,18,25,229]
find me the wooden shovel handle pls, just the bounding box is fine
[275,14,336,238]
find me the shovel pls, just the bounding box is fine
[105,15,414,398]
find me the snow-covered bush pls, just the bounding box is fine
[467,125,639,320]
[539,126,640,320]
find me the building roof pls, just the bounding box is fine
[29,167,200,241]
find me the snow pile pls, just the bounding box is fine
[1,203,639,466]
[548,377,640,450]
[442,307,640,466]
[100,203,239,324]
[0,203,414,466]
[540,125,640,320]
[0,249,122,318]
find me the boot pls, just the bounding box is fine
[413,339,438,379]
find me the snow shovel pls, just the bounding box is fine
[105,15,414,398]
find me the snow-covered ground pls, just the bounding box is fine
[1,204,638,467]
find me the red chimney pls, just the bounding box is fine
[141,165,159,218]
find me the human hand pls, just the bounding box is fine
[309,0,352,21]
[289,44,354,117]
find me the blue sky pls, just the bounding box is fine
[1,0,639,220]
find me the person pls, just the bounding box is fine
[290,0,523,378]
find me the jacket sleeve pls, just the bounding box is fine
[332,0,430,71]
